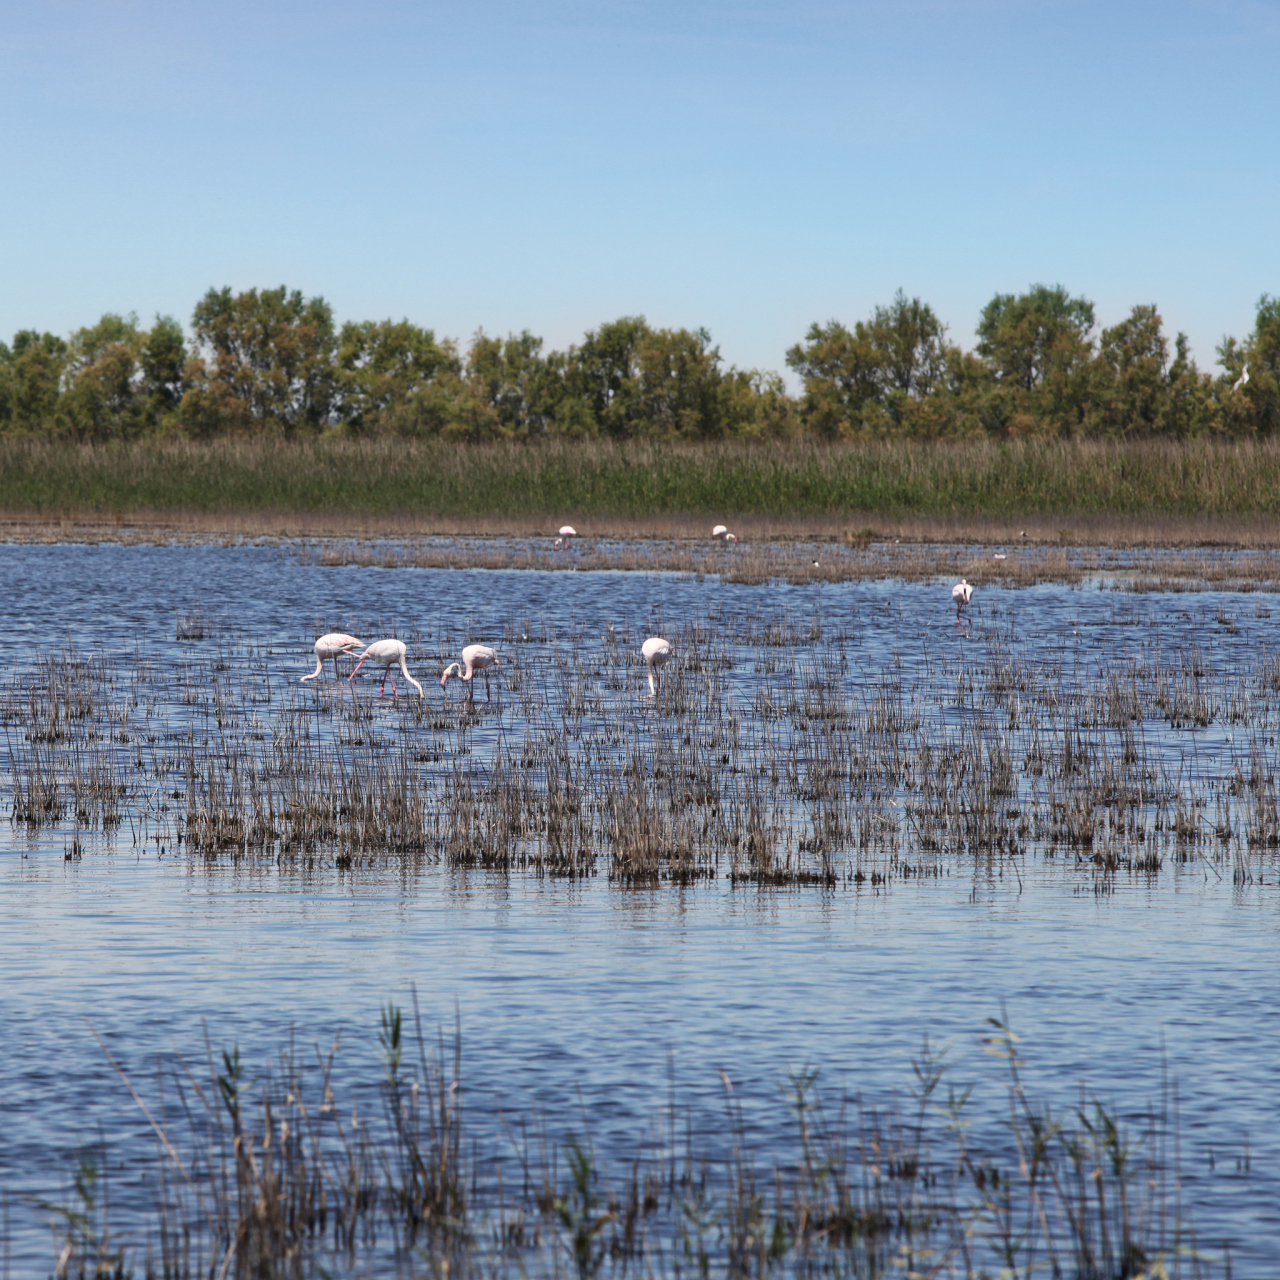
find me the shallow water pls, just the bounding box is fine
[1,542,1278,1274]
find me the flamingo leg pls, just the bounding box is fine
[348,655,370,682]
[485,671,491,701]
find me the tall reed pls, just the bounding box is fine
[8,436,1280,521]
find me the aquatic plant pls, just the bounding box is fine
[26,1007,1216,1279]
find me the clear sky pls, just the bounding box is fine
[2,0,1276,376]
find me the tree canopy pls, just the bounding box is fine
[0,284,1274,441]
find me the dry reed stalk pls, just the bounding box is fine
[2,596,1276,893]
[31,1008,1220,1279]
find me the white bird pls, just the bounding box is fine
[441,644,499,701]
[1233,363,1250,393]
[554,525,577,551]
[301,633,363,682]
[347,639,424,697]
[993,553,1007,561]
[641,636,671,696]
[711,525,737,543]
[952,578,973,623]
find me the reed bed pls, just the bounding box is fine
[36,1007,1218,1279]
[9,436,1280,528]
[4,599,1280,892]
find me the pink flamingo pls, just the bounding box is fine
[301,633,364,682]
[711,525,737,543]
[441,644,499,700]
[347,639,424,697]
[641,636,671,696]
[952,579,973,624]
[553,525,577,551]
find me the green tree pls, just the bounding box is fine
[633,325,727,437]
[60,313,146,439]
[786,292,953,434]
[561,317,745,438]
[60,313,190,438]
[140,316,188,419]
[380,370,502,439]
[336,319,460,433]
[718,368,798,438]
[1087,305,1171,437]
[975,284,1095,435]
[1162,333,1220,436]
[182,286,337,436]
[0,331,68,433]
[1219,295,1280,435]
[568,316,649,436]
[785,319,880,436]
[466,329,555,436]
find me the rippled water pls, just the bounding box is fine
[2,541,1278,1274]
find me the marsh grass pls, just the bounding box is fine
[5,599,1280,893]
[8,436,1280,538]
[30,1008,1220,1279]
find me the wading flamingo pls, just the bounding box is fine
[711,525,737,543]
[301,633,364,682]
[641,636,672,696]
[441,644,499,701]
[347,639,424,697]
[952,579,973,624]
[554,525,577,551]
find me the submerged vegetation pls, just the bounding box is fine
[1,284,1277,444]
[36,1008,1220,1279]
[5,595,1280,887]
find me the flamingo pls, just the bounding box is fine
[1233,362,1250,393]
[952,579,973,624]
[441,644,499,701]
[301,633,364,682]
[711,525,737,543]
[347,639,424,697]
[641,636,671,696]
[554,525,577,551]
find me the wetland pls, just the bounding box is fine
[2,537,1279,1277]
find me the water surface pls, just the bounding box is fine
[1,542,1277,1273]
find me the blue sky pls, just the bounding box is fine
[1,0,1276,376]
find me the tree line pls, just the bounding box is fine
[0,284,1275,441]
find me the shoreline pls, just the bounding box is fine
[2,507,1279,549]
